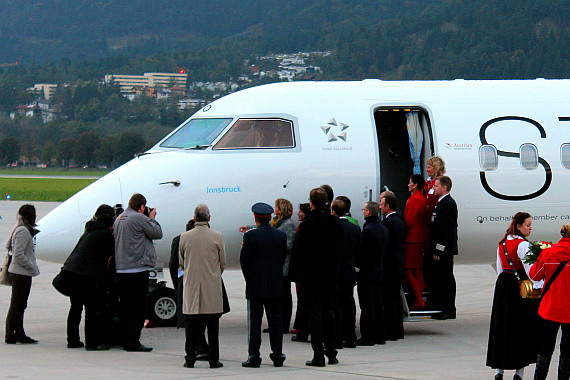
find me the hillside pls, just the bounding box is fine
[0,0,569,80]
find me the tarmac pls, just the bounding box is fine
[0,201,558,379]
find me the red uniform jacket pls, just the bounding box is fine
[424,178,438,218]
[404,190,427,244]
[529,237,570,323]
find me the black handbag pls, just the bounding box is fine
[52,269,75,297]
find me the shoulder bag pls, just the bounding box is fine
[502,240,541,299]
[0,253,12,286]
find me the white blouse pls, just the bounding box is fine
[496,235,544,288]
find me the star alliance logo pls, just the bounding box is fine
[321,118,349,142]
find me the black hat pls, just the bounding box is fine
[252,202,273,217]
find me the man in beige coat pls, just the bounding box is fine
[179,204,226,369]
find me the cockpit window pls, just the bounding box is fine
[160,118,232,148]
[213,118,295,150]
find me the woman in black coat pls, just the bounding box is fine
[61,205,115,350]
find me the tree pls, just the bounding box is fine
[0,137,21,165]
[73,131,101,166]
[95,135,119,168]
[41,142,57,166]
[57,137,76,167]
[116,131,146,165]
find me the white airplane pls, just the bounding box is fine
[36,79,570,324]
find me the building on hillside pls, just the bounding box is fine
[28,84,58,100]
[104,72,188,93]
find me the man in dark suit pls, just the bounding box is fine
[355,201,388,346]
[331,197,360,348]
[428,175,458,320]
[290,187,343,367]
[240,203,287,368]
[379,193,406,341]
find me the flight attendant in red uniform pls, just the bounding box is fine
[423,156,446,296]
[423,156,446,216]
[486,212,541,380]
[404,174,428,310]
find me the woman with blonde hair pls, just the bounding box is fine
[529,223,570,380]
[424,155,446,214]
[273,198,296,333]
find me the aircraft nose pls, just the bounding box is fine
[36,200,85,264]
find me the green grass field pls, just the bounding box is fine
[0,169,108,177]
[0,178,97,201]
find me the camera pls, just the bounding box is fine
[143,206,155,217]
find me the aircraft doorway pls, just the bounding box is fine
[374,108,434,211]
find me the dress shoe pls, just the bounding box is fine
[5,338,16,344]
[270,353,286,367]
[305,358,326,367]
[355,338,374,346]
[241,358,261,368]
[327,356,339,365]
[343,341,356,348]
[18,336,38,344]
[124,344,152,352]
[494,374,503,380]
[512,375,521,380]
[183,362,194,368]
[67,341,84,348]
[262,328,269,333]
[291,335,309,342]
[209,361,223,368]
[85,344,110,351]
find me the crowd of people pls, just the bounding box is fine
[5,154,569,377]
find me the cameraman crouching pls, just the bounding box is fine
[114,193,163,352]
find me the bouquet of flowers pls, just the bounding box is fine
[523,241,552,265]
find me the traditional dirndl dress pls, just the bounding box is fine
[486,239,541,369]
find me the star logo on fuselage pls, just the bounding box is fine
[321,118,349,142]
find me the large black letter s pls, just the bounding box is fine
[479,116,551,201]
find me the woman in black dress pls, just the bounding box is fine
[486,212,542,380]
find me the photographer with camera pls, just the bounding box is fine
[113,193,162,352]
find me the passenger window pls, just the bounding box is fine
[479,145,498,170]
[213,118,295,149]
[561,144,570,169]
[520,143,538,170]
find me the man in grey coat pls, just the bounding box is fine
[113,193,162,352]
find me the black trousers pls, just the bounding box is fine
[357,280,384,343]
[382,274,404,339]
[538,317,570,359]
[5,273,32,340]
[337,283,357,343]
[67,272,102,347]
[293,284,309,338]
[247,298,283,359]
[185,314,220,365]
[428,254,456,316]
[306,288,337,359]
[282,277,293,333]
[117,271,149,349]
